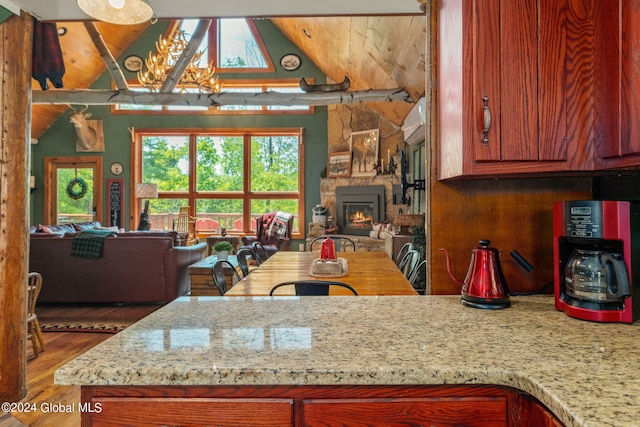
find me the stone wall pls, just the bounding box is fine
[324,104,408,226]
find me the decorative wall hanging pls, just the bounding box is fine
[108,179,124,229]
[349,129,379,177]
[327,151,352,178]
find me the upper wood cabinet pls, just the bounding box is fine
[437,0,619,179]
[601,1,640,169]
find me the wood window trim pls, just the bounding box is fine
[43,156,103,225]
[130,128,305,238]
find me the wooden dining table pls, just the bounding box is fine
[224,251,419,296]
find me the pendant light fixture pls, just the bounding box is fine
[77,0,153,25]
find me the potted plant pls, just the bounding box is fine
[213,241,233,260]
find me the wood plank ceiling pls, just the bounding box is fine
[30,16,426,138]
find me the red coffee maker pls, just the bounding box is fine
[553,200,640,323]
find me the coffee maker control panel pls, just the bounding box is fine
[565,200,603,238]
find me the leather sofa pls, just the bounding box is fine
[29,225,207,304]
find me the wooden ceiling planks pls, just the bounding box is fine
[30,16,425,137]
[31,21,149,138]
[272,15,426,125]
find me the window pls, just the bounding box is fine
[132,129,304,237]
[179,18,274,72]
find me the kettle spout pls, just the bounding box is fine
[438,248,464,286]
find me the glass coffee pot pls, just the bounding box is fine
[564,249,631,303]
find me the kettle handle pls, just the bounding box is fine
[601,254,631,299]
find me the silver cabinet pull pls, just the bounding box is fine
[482,94,491,146]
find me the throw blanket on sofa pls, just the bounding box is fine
[268,211,293,240]
[71,230,116,259]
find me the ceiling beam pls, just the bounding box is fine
[32,88,413,106]
[160,19,212,93]
[82,22,129,90]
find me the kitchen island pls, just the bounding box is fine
[56,295,640,426]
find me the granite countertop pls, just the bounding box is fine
[55,295,640,427]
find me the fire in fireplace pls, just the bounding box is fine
[335,185,385,236]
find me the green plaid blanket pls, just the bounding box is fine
[70,230,116,259]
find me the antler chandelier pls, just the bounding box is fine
[138,30,222,93]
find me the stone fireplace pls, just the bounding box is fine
[335,185,385,235]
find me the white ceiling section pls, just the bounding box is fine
[5,0,423,21]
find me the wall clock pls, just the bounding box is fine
[280,53,301,71]
[110,162,124,176]
[123,55,143,72]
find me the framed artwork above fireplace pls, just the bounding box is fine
[349,129,379,177]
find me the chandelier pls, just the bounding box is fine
[137,30,222,93]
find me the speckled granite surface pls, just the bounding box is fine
[56,295,640,427]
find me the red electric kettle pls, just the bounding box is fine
[439,240,533,310]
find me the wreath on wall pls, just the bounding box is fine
[66,177,88,200]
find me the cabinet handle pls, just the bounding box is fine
[482,94,491,146]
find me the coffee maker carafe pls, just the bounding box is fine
[554,200,640,323]
[564,249,630,303]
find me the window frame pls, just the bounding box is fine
[130,128,305,238]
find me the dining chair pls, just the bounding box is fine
[309,236,356,252]
[251,241,270,264]
[395,242,414,266]
[407,260,427,294]
[398,249,421,279]
[269,280,358,296]
[236,247,258,277]
[27,272,46,357]
[211,260,242,295]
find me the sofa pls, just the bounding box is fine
[29,222,207,304]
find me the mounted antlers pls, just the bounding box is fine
[68,104,105,152]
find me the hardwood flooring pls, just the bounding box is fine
[0,304,161,427]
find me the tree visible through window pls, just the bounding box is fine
[179,18,274,71]
[134,129,303,235]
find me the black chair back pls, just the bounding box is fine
[211,260,241,295]
[236,248,256,277]
[270,280,358,296]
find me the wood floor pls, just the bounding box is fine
[0,304,160,426]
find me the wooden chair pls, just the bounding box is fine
[398,249,421,279]
[27,272,46,357]
[309,236,356,252]
[270,280,358,296]
[211,260,242,295]
[195,217,220,232]
[395,242,414,266]
[173,206,197,245]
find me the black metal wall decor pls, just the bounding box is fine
[108,179,124,229]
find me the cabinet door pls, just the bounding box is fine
[302,397,507,427]
[438,0,569,179]
[603,1,640,165]
[474,0,567,162]
[89,397,293,427]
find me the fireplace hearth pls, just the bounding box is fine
[335,185,385,235]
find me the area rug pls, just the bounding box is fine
[39,318,135,333]
[38,304,161,334]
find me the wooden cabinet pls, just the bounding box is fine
[438,0,618,179]
[601,1,640,168]
[302,397,507,426]
[81,384,564,427]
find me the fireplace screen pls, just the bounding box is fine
[343,202,375,230]
[335,185,385,236]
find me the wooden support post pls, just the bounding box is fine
[0,12,32,402]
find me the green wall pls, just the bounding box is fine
[31,19,328,233]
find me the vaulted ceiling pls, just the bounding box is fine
[30,15,426,138]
